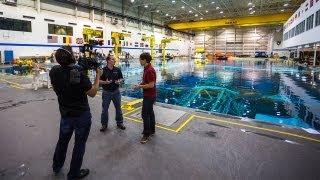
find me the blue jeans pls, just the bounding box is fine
[52,111,92,179]
[101,89,123,126]
[142,97,156,136]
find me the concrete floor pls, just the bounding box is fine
[1,73,320,180]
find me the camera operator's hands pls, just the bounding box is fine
[96,68,104,77]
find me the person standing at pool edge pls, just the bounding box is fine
[134,52,157,144]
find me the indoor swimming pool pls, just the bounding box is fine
[2,58,320,130]
[121,58,320,130]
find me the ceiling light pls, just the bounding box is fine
[200,17,203,20]
[281,9,284,12]
[181,6,185,8]
[189,10,192,13]
[156,10,159,12]
[144,4,148,8]
[283,3,288,7]
[173,17,176,19]
[248,2,252,5]
[195,14,198,17]
[199,4,202,8]
[216,7,220,9]
[205,10,208,13]
[211,1,215,4]
[220,11,223,14]
[172,0,175,3]
[252,5,255,8]
[166,13,169,16]
[130,0,134,2]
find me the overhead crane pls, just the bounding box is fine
[161,37,179,62]
[168,12,292,30]
[141,35,155,62]
[111,32,131,66]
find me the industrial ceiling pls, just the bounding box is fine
[127,0,304,23]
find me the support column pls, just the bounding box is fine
[89,0,94,23]
[314,43,317,66]
[102,2,107,25]
[35,0,40,13]
[122,0,126,27]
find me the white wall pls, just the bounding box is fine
[0,1,192,62]
[283,0,320,48]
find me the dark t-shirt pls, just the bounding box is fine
[49,65,92,117]
[100,66,123,91]
[142,64,156,98]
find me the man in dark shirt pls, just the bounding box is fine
[99,55,126,132]
[134,52,157,144]
[50,45,103,180]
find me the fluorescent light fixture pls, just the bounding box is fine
[283,3,288,7]
[220,11,223,14]
[216,6,220,9]
[130,0,134,2]
[144,4,148,8]
[211,1,215,4]
[195,14,198,17]
[189,10,192,13]
[181,6,185,8]
[172,0,175,3]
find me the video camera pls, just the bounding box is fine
[78,39,105,71]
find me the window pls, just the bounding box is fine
[48,24,73,35]
[0,17,31,32]
[316,10,320,27]
[306,14,314,31]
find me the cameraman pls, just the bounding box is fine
[50,45,103,180]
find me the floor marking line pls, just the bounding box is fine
[175,115,195,133]
[195,115,320,143]
[123,106,142,116]
[124,116,177,132]
[0,79,21,86]
[10,85,25,89]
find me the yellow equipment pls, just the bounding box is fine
[121,99,143,110]
[141,35,155,62]
[111,32,131,66]
[161,37,179,62]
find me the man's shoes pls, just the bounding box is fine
[100,125,108,132]
[140,135,149,144]
[77,169,90,179]
[117,124,126,130]
[68,169,90,180]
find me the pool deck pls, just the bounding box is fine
[1,72,320,180]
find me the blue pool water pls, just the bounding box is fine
[120,58,320,130]
[2,58,320,130]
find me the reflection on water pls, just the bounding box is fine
[121,58,320,130]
